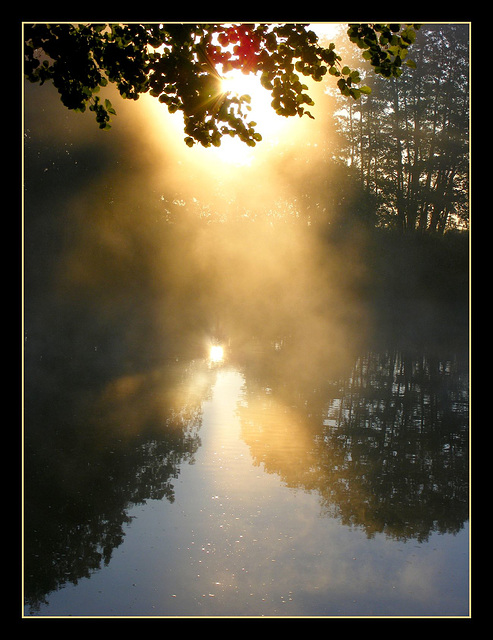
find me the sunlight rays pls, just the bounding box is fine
[142,63,321,169]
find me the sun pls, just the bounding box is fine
[221,69,287,133]
[142,64,319,170]
[201,69,290,166]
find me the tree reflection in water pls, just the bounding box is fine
[24,335,468,614]
[317,351,468,541]
[239,346,468,543]
[23,358,209,613]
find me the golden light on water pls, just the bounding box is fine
[209,345,225,363]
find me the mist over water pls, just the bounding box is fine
[25,77,370,385]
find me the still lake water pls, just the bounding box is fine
[24,337,469,617]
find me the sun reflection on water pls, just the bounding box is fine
[209,345,225,364]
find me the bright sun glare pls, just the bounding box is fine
[143,26,342,169]
[220,70,279,129]
[214,69,290,165]
[209,345,224,363]
[145,67,309,168]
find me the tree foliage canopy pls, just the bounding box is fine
[24,23,420,147]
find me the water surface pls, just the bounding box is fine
[24,340,469,617]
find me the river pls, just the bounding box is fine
[24,335,469,617]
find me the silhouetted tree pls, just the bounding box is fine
[333,24,469,232]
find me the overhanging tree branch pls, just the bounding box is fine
[24,23,421,146]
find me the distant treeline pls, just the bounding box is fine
[280,24,469,235]
[331,24,469,233]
